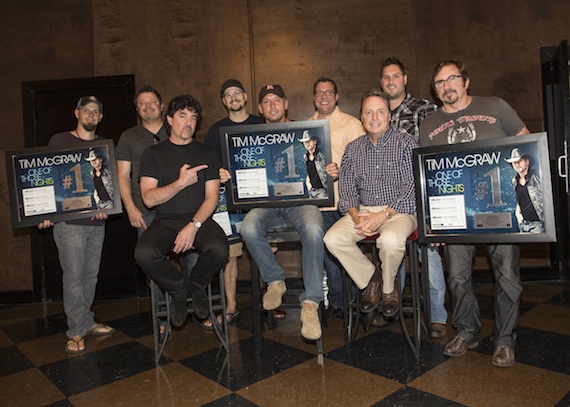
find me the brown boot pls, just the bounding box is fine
[360,281,381,313]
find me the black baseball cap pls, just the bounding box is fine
[76,96,103,112]
[220,79,245,97]
[258,84,286,103]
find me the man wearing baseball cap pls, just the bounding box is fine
[257,84,289,123]
[203,79,265,328]
[38,95,115,354]
[241,84,325,341]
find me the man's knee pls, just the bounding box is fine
[134,241,158,271]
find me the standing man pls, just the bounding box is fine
[116,85,168,235]
[376,57,448,337]
[308,77,364,315]
[420,60,530,367]
[135,94,229,328]
[324,89,418,318]
[240,84,325,340]
[505,148,544,233]
[39,96,115,354]
[204,79,265,326]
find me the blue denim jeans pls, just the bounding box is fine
[398,246,448,324]
[322,210,344,309]
[241,206,324,304]
[445,244,521,348]
[53,222,105,338]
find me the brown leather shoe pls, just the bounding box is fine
[431,323,448,338]
[443,336,479,357]
[360,281,381,313]
[381,289,399,317]
[492,345,515,367]
[371,314,399,328]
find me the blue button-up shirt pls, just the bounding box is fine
[338,128,418,215]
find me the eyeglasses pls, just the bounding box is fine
[433,75,463,89]
[314,90,336,97]
[223,89,244,98]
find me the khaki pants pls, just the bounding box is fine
[323,206,417,293]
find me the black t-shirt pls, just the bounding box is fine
[139,139,220,219]
[204,115,265,160]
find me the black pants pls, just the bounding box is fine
[135,217,229,295]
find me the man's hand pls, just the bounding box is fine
[326,162,339,180]
[38,220,54,230]
[178,164,208,188]
[91,212,108,221]
[173,222,198,254]
[355,211,385,236]
[126,206,147,229]
[219,167,231,184]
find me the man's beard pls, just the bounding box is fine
[82,122,97,132]
[228,103,245,112]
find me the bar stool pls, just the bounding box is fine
[250,226,326,364]
[150,265,229,366]
[342,230,431,360]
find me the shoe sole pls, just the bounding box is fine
[371,315,399,328]
[492,358,515,368]
[443,341,479,357]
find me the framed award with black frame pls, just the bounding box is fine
[220,119,333,210]
[6,139,122,228]
[413,132,556,244]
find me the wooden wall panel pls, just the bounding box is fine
[250,0,416,120]
[415,0,570,132]
[0,1,94,150]
[92,0,255,140]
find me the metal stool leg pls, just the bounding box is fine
[251,258,263,354]
[150,280,171,366]
[209,269,229,352]
[343,268,360,350]
[398,239,421,361]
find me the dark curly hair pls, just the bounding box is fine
[166,94,202,124]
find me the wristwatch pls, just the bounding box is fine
[384,209,392,219]
[192,219,202,229]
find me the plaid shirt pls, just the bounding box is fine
[338,128,418,215]
[391,93,437,142]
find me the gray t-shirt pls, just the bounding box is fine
[419,96,525,146]
[115,123,168,212]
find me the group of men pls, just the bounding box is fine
[42,57,529,368]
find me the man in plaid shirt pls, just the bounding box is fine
[324,89,418,317]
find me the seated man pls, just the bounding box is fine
[135,94,229,327]
[323,89,417,317]
[240,84,325,341]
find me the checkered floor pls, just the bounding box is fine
[1,280,570,406]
